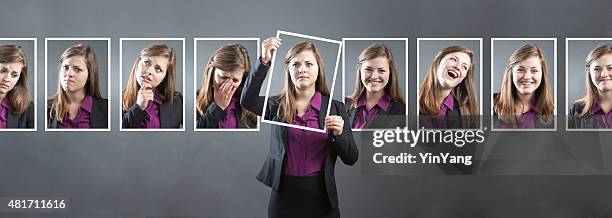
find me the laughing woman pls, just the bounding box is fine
[48,44,108,129]
[196,44,257,129]
[493,44,555,128]
[346,44,405,129]
[0,45,33,129]
[569,44,612,129]
[241,37,358,218]
[122,44,183,129]
[419,45,479,128]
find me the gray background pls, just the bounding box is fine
[418,40,481,114]
[46,40,109,99]
[1,0,612,217]
[567,40,612,110]
[492,40,556,98]
[263,32,341,128]
[343,40,407,111]
[0,39,35,102]
[120,39,184,95]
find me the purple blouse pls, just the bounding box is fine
[218,97,238,128]
[422,92,455,129]
[140,94,162,128]
[283,91,328,176]
[500,106,537,128]
[59,95,93,129]
[352,94,391,128]
[592,101,612,128]
[0,98,9,128]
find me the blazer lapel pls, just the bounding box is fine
[159,101,171,128]
[318,95,329,129]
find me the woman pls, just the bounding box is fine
[419,45,479,128]
[48,44,108,129]
[122,44,183,129]
[346,44,405,129]
[241,37,358,218]
[0,45,33,129]
[196,44,257,128]
[493,44,554,128]
[569,44,612,129]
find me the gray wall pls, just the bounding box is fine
[46,39,109,99]
[1,0,612,217]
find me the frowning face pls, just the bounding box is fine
[0,62,23,96]
[288,50,319,90]
[60,56,88,93]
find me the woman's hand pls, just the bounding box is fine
[325,115,344,137]
[137,83,154,110]
[213,81,237,110]
[261,37,281,64]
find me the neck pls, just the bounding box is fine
[598,90,612,103]
[438,87,452,104]
[66,89,86,105]
[516,93,533,113]
[0,94,5,103]
[366,90,384,109]
[295,85,316,102]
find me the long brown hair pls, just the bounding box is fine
[575,44,612,117]
[348,43,405,110]
[419,45,478,115]
[122,44,180,111]
[49,44,102,122]
[494,44,554,125]
[196,44,257,127]
[0,45,30,116]
[273,41,330,123]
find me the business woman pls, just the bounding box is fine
[493,44,554,128]
[346,43,405,129]
[122,44,183,129]
[196,44,257,129]
[48,44,108,129]
[241,37,358,218]
[569,44,612,129]
[0,45,33,129]
[419,45,479,128]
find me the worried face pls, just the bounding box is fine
[288,50,319,90]
[60,56,88,93]
[213,68,244,91]
[360,56,390,94]
[0,62,23,96]
[436,52,471,89]
[136,55,169,89]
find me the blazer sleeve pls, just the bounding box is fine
[240,60,270,117]
[26,101,34,128]
[329,101,359,166]
[122,104,147,128]
[196,102,227,128]
[568,104,578,129]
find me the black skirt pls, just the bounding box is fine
[268,174,339,218]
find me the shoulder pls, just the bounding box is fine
[569,102,586,116]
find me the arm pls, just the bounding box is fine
[122,104,148,128]
[240,60,270,116]
[329,102,359,165]
[196,102,226,128]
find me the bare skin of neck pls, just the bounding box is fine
[516,93,534,114]
[598,90,612,114]
[65,89,86,120]
[366,90,384,110]
[295,85,316,117]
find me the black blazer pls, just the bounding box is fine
[492,93,553,128]
[419,97,466,128]
[196,101,256,128]
[241,62,358,209]
[47,98,108,129]
[122,95,183,128]
[568,103,604,129]
[345,97,406,128]
[5,101,34,129]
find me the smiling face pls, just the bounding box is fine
[436,52,471,89]
[213,68,244,90]
[60,56,89,93]
[512,56,543,96]
[136,55,168,88]
[360,56,390,94]
[589,53,612,92]
[0,62,23,97]
[288,50,319,90]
